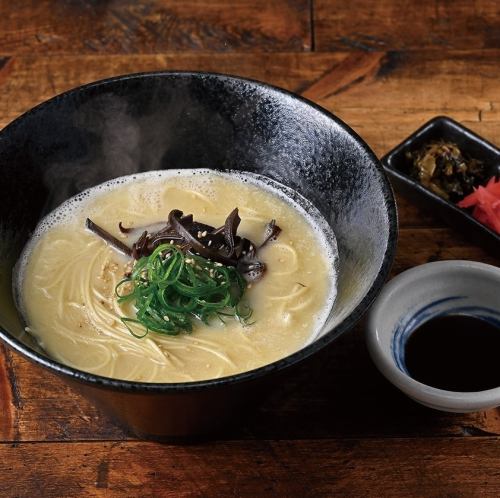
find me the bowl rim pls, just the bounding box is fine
[0,70,398,392]
[367,260,500,409]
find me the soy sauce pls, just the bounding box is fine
[404,314,500,392]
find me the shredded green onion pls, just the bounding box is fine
[115,244,253,337]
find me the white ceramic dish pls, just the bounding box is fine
[367,260,500,413]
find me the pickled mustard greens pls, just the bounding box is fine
[407,141,487,201]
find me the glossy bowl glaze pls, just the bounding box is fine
[0,72,397,438]
[367,261,500,413]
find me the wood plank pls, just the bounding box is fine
[0,349,125,442]
[303,50,500,156]
[0,0,311,55]
[0,53,332,131]
[394,227,499,273]
[395,195,442,228]
[315,0,500,51]
[1,226,498,443]
[2,50,500,160]
[1,438,500,497]
[0,345,17,441]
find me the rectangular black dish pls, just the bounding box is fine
[382,116,500,253]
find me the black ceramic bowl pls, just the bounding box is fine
[0,72,397,438]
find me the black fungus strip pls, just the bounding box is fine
[118,222,133,234]
[86,218,133,257]
[237,260,266,282]
[100,208,280,283]
[132,231,148,260]
[168,209,236,265]
[259,219,282,248]
[223,208,241,257]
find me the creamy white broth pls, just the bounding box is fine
[17,170,337,382]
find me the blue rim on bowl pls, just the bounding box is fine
[367,260,500,413]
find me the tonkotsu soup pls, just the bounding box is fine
[16,170,338,382]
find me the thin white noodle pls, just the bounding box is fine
[213,368,224,378]
[106,350,117,378]
[19,170,337,383]
[286,294,313,312]
[80,248,168,367]
[268,284,308,301]
[268,243,299,276]
[142,362,159,382]
[240,216,267,223]
[49,333,113,372]
[40,255,87,291]
[187,344,236,368]
[185,189,216,208]
[238,206,261,216]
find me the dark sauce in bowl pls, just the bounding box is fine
[404,315,500,392]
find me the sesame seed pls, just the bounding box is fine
[207,240,212,246]
[201,231,207,237]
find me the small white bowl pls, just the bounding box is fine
[367,260,500,413]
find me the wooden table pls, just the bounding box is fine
[1,1,500,496]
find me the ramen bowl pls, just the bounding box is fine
[0,72,397,438]
[367,260,500,412]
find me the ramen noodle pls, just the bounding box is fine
[16,170,337,382]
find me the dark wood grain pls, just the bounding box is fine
[0,0,311,54]
[315,0,500,51]
[1,50,500,159]
[0,345,16,441]
[1,438,500,497]
[395,227,499,273]
[303,49,500,156]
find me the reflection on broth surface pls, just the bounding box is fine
[17,170,337,382]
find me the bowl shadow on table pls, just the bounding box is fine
[222,318,500,441]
